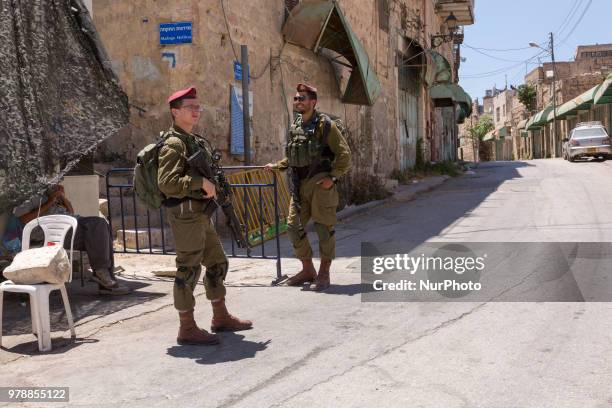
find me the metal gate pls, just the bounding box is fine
[105,166,289,285]
[398,90,419,170]
[398,51,421,170]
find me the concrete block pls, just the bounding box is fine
[115,228,174,251]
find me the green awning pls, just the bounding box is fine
[595,72,612,105]
[425,50,452,86]
[457,107,467,124]
[552,85,598,119]
[282,0,381,105]
[457,88,473,117]
[429,83,472,115]
[526,105,554,130]
[483,129,495,141]
[496,126,510,138]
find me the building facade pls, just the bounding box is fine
[522,44,612,159]
[92,0,474,180]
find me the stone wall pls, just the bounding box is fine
[92,0,459,177]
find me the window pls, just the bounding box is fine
[496,107,500,123]
[378,0,389,32]
[572,128,607,139]
[582,50,612,59]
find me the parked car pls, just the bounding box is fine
[563,122,611,162]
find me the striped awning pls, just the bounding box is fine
[526,105,554,130]
[595,72,612,105]
[552,85,598,120]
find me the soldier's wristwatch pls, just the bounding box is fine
[330,176,338,184]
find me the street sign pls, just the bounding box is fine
[159,21,192,45]
[230,85,253,156]
[234,61,250,82]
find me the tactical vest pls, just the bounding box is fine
[286,113,334,171]
[162,128,212,206]
[164,128,203,159]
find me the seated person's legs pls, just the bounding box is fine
[66,216,129,294]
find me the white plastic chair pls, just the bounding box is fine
[0,215,77,352]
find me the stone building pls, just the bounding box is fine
[457,98,482,162]
[91,0,474,179]
[523,43,612,158]
[510,92,528,160]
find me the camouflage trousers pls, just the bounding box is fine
[167,200,228,311]
[287,173,339,261]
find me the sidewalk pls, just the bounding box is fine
[0,174,452,362]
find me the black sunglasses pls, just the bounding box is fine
[293,95,307,102]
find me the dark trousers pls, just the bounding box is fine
[64,216,116,279]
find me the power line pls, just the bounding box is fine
[558,0,593,47]
[463,0,583,54]
[220,0,239,61]
[554,0,581,38]
[463,44,533,52]
[461,50,546,79]
[463,45,529,63]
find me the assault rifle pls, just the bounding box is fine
[187,148,248,248]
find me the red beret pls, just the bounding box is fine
[167,87,197,104]
[296,83,317,93]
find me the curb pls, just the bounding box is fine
[336,175,451,222]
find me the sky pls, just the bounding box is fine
[458,0,611,102]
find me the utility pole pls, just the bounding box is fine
[240,44,251,166]
[549,32,558,158]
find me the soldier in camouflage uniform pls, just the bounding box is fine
[265,83,351,291]
[158,87,252,346]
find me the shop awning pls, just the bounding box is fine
[425,50,452,86]
[516,119,528,130]
[483,129,496,141]
[526,105,554,130]
[595,72,612,105]
[457,107,467,124]
[429,83,472,113]
[457,88,473,117]
[496,126,510,138]
[282,0,381,105]
[552,85,598,119]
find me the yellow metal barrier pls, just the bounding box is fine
[226,169,291,246]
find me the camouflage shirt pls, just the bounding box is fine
[274,112,352,179]
[157,125,211,201]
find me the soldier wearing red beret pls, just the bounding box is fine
[157,87,252,345]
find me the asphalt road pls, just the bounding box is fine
[2,159,612,408]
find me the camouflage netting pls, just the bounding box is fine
[0,0,129,213]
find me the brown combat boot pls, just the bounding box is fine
[312,259,332,291]
[211,298,253,332]
[285,259,317,286]
[177,310,220,345]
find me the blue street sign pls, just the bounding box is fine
[234,61,250,82]
[159,21,192,45]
